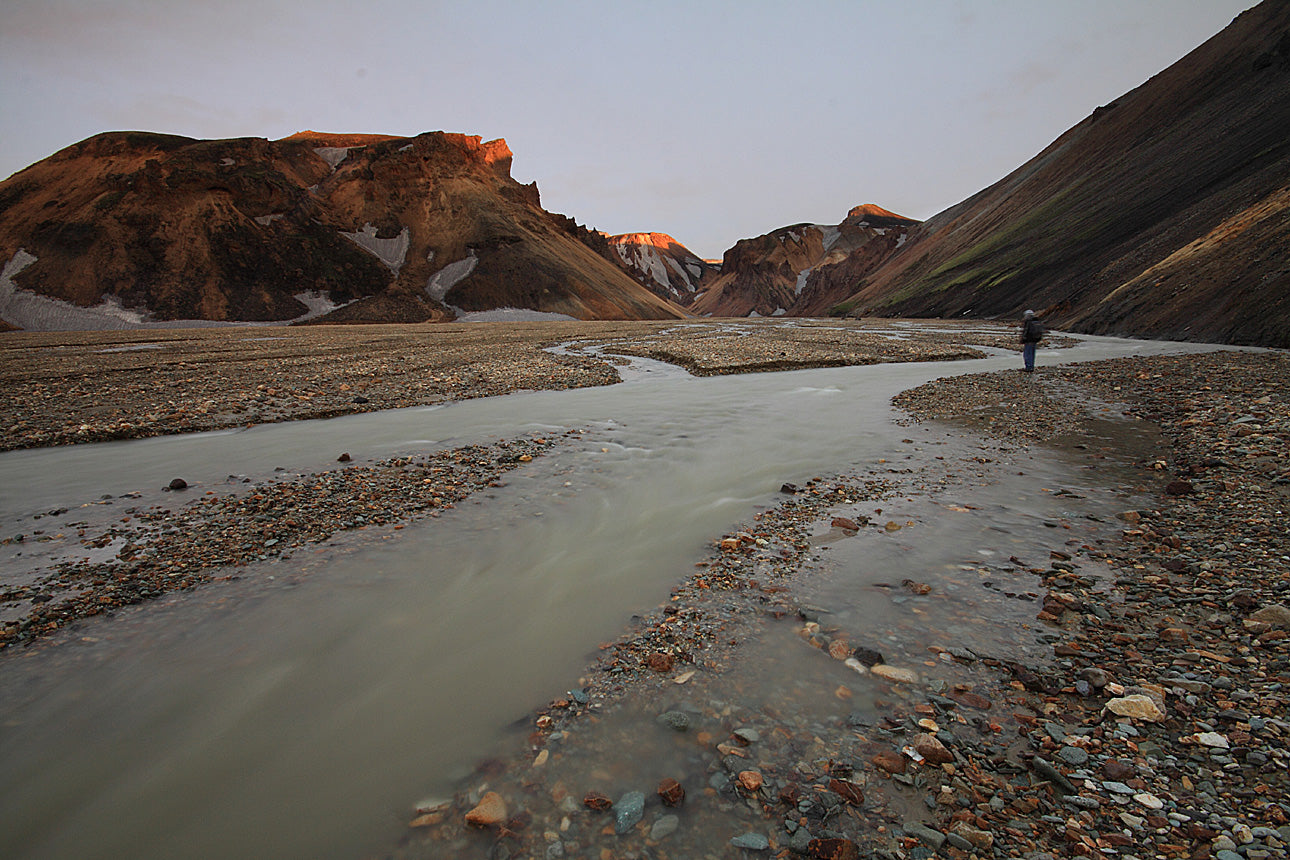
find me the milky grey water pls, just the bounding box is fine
[0,333,1225,860]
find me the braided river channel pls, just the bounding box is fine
[0,329,1225,859]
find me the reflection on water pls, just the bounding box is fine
[0,332,1219,860]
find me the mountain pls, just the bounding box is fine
[0,130,686,329]
[603,232,718,305]
[689,204,917,317]
[835,1,1290,347]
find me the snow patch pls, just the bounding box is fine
[821,226,841,251]
[398,144,414,152]
[772,308,788,316]
[873,227,888,236]
[341,223,410,272]
[314,147,354,169]
[795,268,812,296]
[456,307,577,323]
[425,253,478,301]
[896,233,907,248]
[220,158,236,166]
[255,213,285,226]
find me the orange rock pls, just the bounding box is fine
[658,777,685,807]
[737,770,763,792]
[871,750,907,774]
[911,732,954,765]
[464,791,507,828]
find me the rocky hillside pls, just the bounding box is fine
[0,130,685,329]
[837,1,1290,347]
[690,205,917,318]
[603,232,718,306]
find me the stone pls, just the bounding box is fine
[167,477,188,491]
[1104,694,1166,722]
[1165,480,1196,495]
[737,770,763,792]
[911,732,953,765]
[828,778,865,805]
[1031,758,1078,795]
[904,822,947,850]
[464,791,508,828]
[1058,746,1090,766]
[949,689,992,709]
[950,821,995,850]
[870,663,919,684]
[807,837,861,859]
[1134,792,1165,810]
[832,517,861,531]
[730,831,770,850]
[1196,732,1230,748]
[337,452,351,462]
[646,652,674,672]
[614,791,645,834]
[656,710,690,731]
[583,791,612,812]
[851,646,884,666]
[649,814,679,841]
[657,777,685,807]
[871,750,907,774]
[1249,604,1290,628]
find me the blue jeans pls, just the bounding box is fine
[1023,342,1037,370]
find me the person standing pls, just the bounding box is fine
[1020,309,1044,372]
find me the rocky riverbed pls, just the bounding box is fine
[386,350,1290,860]
[0,318,1025,452]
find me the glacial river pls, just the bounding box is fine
[0,331,1225,860]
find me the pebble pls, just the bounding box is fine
[730,831,770,850]
[614,791,644,834]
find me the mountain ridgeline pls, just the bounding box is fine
[0,0,1286,344]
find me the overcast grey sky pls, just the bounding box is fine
[0,0,1254,258]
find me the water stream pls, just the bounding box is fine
[0,333,1225,859]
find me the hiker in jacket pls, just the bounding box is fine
[1020,310,1044,372]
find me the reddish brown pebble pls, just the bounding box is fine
[464,791,507,828]
[828,778,865,805]
[949,690,992,710]
[583,791,612,811]
[911,732,954,765]
[646,652,674,672]
[657,777,685,807]
[807,837,861,860]
[737,770,763,792]
[871,750,907,774]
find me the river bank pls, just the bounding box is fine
[388,350,1290,860]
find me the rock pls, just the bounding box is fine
[904,822,947,851]
[656,710,690,731]
[646,652,674,672]
[657,777,685,807]
[1133,792,1164,810]
[828,778,864,805]
[583,791,612,812]
[464,791,508,828]
[1058,746,1090,766]
[828,639,851,660]
[1249,603,1290,628]
[337,452,351,462]
[780,483,798,494]
[871,750,907,774]
[911,732,954,765]
[832,517,860,531]
[649,814,679,841]
[949,689,992,709]
[1078,667,1110,689]
[950,821,995,851]
[614,791,645,834]
[1196,732,1230,748]
[733,727,760,744]
[1104,694,1166,722]
[806,837,860,859]
[1165,480,1196,495]
[870,663,919,684]
[1030,757,1078,795]
[167,477,188,491]
[730,831,770,850]
[851,646,884,666]
[737,770,763,792]
[1103,759,1135,781]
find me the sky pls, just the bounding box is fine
[0,0,1256,260]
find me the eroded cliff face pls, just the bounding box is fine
[603,232,718,305]
[689,204,917,318]
[0,130,685,329]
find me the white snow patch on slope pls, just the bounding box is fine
[255,213,285,226]
[821,225,841,251]
[314,147,353,169]
[896,233,908,248]
[341,223,410,273]
[426,254,478,301]
[795,268,812,296]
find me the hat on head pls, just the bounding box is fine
[1023,309,1035,318]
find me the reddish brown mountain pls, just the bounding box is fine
[837,1,1290,347]
[603,232,718,305]
[691,204,917,317]
[0,130,686,329]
